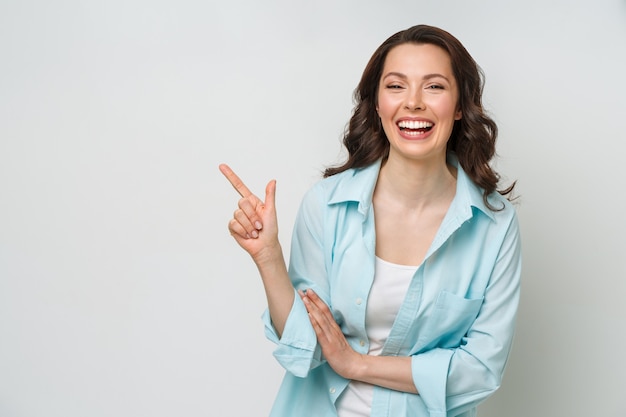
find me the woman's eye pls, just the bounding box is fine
[386,84,403,89]
[427,84,444,90]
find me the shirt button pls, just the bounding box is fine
[329,387,336,394]
[355,298,362,305]
[359,340,365,347]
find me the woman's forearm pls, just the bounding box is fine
[350,354,418,394]
[254,242,294,338]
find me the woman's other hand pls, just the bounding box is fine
[300,289,363,380]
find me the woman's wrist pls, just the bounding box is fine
[348,353,367,381]
[252,241,284,269]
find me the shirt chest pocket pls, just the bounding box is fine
[418,290,484,349]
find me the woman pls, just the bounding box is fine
[220,24,521,417]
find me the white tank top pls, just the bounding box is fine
[335,257,417,417]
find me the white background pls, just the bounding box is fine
[1,1,625,416]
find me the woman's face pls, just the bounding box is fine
[377,43,461,165]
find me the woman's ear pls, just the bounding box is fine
[455,110,462,120]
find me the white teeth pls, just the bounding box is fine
[398,120,433,129]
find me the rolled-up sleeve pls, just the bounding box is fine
[262,290,321,377]
[411,211,522,416]
[261,185,330,377]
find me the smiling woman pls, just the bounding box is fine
[221,24,521,417]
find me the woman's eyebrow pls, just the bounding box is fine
[382,72,451,83]
[423,73,451,82]
[382,71,408,80]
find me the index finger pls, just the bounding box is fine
[219,163,253,198]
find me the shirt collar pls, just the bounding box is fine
[327,160,381,216]
[326,154,496,221]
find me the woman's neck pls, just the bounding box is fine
[374,154,457,211]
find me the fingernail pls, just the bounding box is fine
[255,221,262,230]
[251,230,259,238]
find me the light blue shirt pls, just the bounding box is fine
[262,155,522,417]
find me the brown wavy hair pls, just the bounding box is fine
[324,24,515,208]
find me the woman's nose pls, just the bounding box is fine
[404,89,425,111]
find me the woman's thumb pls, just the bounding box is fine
[264,179,277,211]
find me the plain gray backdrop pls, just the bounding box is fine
[1,0,625,416]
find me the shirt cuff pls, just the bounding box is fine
[262,288,321,377]
[411,348,454,416]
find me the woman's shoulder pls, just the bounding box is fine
[300,163,380,210]
[312,163,379,197]
[479,191,520,240]
[454,157,518,223]
[300,169,353,206]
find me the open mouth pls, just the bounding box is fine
[397,120,434,136]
